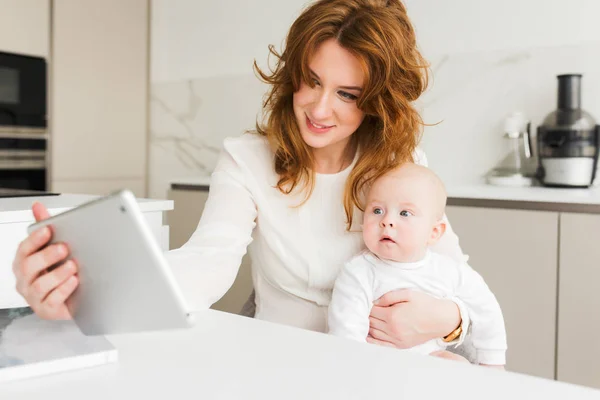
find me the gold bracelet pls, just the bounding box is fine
[442,323,462,343]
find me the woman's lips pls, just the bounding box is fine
[306,115,334,134]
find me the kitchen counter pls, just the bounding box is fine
[0,193,174,224]
[446,184,600,213]
[170,177,600,213]
[0,309,598,399]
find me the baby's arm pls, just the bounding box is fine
[328,260,374,342]
[454,263,507,367]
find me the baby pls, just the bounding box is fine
[328,162,507,368]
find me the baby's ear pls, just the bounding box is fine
[428,219,447,246]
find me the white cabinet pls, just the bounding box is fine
[557,213,600,388]
[50,0,149,197]
[0,0,49,57]
[446,206,559,379]
[167,188,253,315]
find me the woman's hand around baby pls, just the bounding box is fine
[367,289,461,349]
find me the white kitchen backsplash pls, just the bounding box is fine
[149,74,268,198]
[419,41,600,186]
[149,42,600,198]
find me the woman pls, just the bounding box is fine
[12,0,470,351]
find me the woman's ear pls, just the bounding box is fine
[428,219,447,246]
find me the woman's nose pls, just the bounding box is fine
[311,91,334,120]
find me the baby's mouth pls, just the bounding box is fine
[380,235,396,243]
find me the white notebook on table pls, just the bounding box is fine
[0,308,117,383]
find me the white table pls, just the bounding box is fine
[0,310,598,399]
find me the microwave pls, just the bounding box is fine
[0,51,47,129]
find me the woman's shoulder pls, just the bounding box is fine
[215,133,277,184]
[220,133,273,167]
[223,132,271,155]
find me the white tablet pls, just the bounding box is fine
[27,190,194,336]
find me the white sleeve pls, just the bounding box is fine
[328,260,374,342]
[454,263,507,365]
[164,143,257,312]
[415,147,470,344]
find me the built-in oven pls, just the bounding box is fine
[0,51,48,191]
[0,51,46,128]
[0,135,47,191]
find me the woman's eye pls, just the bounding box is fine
[312,78,320,87]
[339,91,358,101]
[373,208,383,215]
[400,210,413,217]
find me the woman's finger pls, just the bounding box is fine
[374,288,412,307]
[41,276,78,316]
[13,226,52,273]
[369,326,395,343]
[20,243,68,286]
[32,201,51,221]
[369,315,387,332]
[366,335,395,348]
[30,260,77,304]
[369,304,390,321]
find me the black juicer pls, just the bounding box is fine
[537,74,600,188]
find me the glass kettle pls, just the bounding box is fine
[487,112,537,186]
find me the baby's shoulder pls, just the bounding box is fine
[428,252,464,275]
[342,251,378,276]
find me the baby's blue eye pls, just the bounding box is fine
[373,208,383,215]
[400,210,413,217]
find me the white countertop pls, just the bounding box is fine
[0,194,174,224]
[170,176,600,207]
[447,183,600,205]
[170,176,211,188]
[0,309,598,399]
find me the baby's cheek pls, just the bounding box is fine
[362,224,378,247]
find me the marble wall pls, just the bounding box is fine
[149,74,268,198]
[149,0,600,199]
[150,41,600,197]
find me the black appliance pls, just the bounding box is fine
[0,136,48,191]
[0,51,48,191]
[0,188,58,198]
[537,74,600,188]
[0,51,47,128]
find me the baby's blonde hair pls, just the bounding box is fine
[381,162,447,219]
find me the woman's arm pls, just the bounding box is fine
[165,139,258,312]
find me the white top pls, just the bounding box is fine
[0,194,173,224]
[166,133,469,335]
[1,310,597,399]
[329,250,507,365]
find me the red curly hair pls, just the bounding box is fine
[254,0,429,229]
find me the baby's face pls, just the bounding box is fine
[362,166,444,262]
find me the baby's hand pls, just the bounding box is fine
[481,364,505,370]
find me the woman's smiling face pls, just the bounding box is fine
[293,38,366,157]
